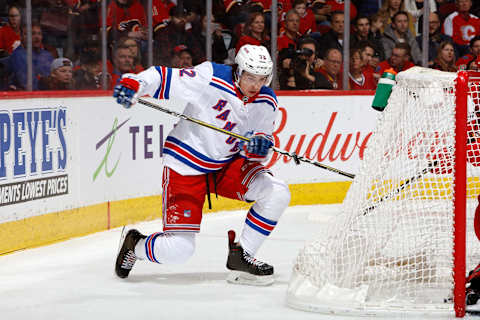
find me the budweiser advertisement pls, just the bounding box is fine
[270,94,377,183]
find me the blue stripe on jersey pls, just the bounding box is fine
[209,82,236,97]
[163,149,218,173]
[252,99,276,111]
[164,68,172,99]
[153,66,163,98]
[166,136,233,164]
[259,86,278,101]
[211,62,233,83]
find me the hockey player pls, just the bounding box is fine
[112,45,290,285]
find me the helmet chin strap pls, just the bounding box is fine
[234,69,249,102]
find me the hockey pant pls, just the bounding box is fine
[135,158,291,264]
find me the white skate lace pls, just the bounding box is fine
[121,250,137,270]
[243,252,265,267]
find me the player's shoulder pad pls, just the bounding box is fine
[254,86,278,111]
[211,62,234,85]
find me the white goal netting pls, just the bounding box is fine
[287,67,480,316]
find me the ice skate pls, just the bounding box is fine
[226,230,274,286]
[115,227,146,279]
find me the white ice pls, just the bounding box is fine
[0,204,472,320]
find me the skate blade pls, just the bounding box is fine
[114,226,129,275]
[226,271,274,286]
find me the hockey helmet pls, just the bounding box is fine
[235,45,273,86]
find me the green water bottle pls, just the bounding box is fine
[372,68,397,112]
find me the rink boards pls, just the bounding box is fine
[0,90,376,254]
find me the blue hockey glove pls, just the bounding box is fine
[245,133,274,158]
[113,77,140,108]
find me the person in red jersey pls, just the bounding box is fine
[291,0,317,35]
[278,10,300,52]
[0,5,21,57]
[375,42,415,78]
[236,12,270,52]
[348,48,376,90]
[456,36,480,69]
[106,0,146,44]
[152,0,175,29]
[358,41,377,76]
[326,0,357,20]
[278,10,301,89]
[443,0,480,57]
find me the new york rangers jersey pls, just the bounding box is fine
[130,61,279,176]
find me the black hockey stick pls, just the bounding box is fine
[362,159,439,215]
[137,97,356,179]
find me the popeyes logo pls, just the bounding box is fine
[266,107,373,168]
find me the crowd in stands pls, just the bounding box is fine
[0,0,479,91]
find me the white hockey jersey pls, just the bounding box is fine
[131,61,279,176]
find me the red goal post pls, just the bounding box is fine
[287,68,480,318]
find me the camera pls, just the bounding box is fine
[295,47,314,58]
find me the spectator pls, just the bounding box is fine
[70,0,100,41]
[116,37,143,72]
[278,10,300,89]
[404,0,437,34]
[442,0,480,57]
[317,11,344,58]
[351,15,385,61]
[317,47,343,89]
[0,5,21,57]
[278,10,300,52]
[74,33,100,66]
[290,37,323,89]
[223,0,249,31]
[109,44,135,87]
[292,0,317,35]
[152,0,175,30]
[417,12,455,65]
[8,22,54,90]
[431,41,457,72]
[39,0,72,53]
[153,6,203,66]
[348,48,376,90]
[378,0,416,36]
[38,57,74,90]
[370,12,385,37]
[456,36,480,69]
[311,0,332,35]
[357,0,380,17]
[375,42,415,77]
[171,44,193,68]
[326,0,358,20]
[106,0,146,45]
[381,11,422,64]
[466,56,480,71]
[236,12,270,52]
[190,14,229,64]
[357,40,377,79]
[73,51,104,90]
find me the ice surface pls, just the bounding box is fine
[0,204,468,320]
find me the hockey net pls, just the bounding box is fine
[287,67,480,317]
